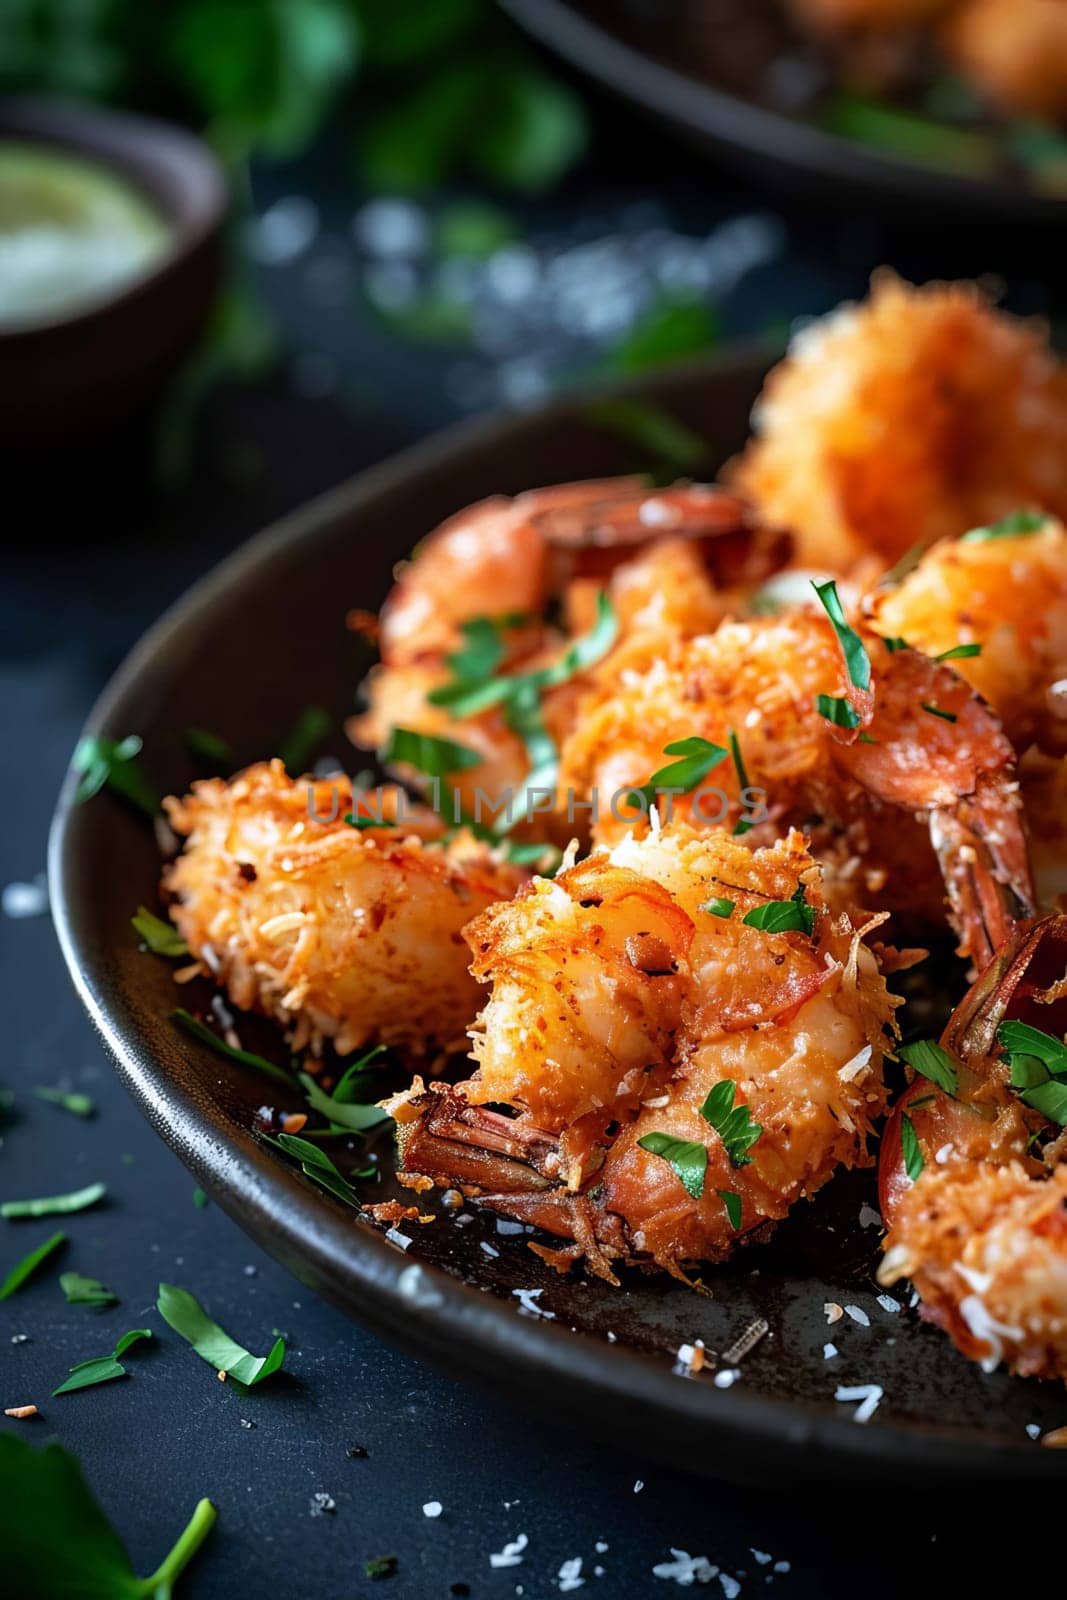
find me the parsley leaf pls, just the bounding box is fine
[882,636,911,652]
[0,1230,65,1301]
[628,735,727,813]
[998,1020,1067,1124]
[0,1433,216,1597]
[132,907,189,957]
[899,1039,959,1096]
[586,397,710,478]
[33,1086,95,1118]
[816,693,862,730]
[700,1080,762,1167]
[961,510,1046,543]
[185,728,233,768]
[172,1009,291,1086]
[157,1283,286,1386]
[717,1189,742,1230]
[900,1113,924,1180]
[278,706,331,775]
[727,729,752,835]
[998,1020,1067,1075]
[53,1328,152,1395]
[936,643,982,662]
[702,897,735,918]
[266,1131,367,1208]
[636,1132,707,1199]
[381,726,483,776]
[811,579,870,690]
[921,703,957,723]
[1,1181,106,1220]
[742,887,815,937]
[72,735,158,817]
[299,1072,392,1134]
[444,616,516,684]
[60,1271,118,1307]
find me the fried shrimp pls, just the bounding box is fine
[879,915,1067,1381]
[942,0,1067,123]
[162,761,523,1061]
[867,514,1067,757]
[732,276,1067,573]
[353,478,785,833]
[561,600,1034,968]
[390,824,900,1281]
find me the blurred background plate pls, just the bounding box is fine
[500,0,1066,225]
[50,344,1067,1492]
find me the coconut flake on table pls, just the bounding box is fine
[489,1534,528,1569]
[512,1287,554,1319]
[834,1383,883,1423]
[823,1343,838,1360]
[2,875,48,919]
[1027,1423,1042,1439]
[308,1491,335,1516]
[876,1294,900,1315]
[651,1548,718,1585]
[713,1368,740,1389]
[423,1501,443,1518]
[634,1480,644,1494]
[843,1304,870,1327]
[558,1556,585,1591]
[823,1302,843,1324]
[751,1550,772,1565]
[719,1576,740,1599]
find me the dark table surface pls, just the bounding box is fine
[3,94,1063,1599]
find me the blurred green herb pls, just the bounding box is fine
[607,295,720,375]
[132,907,190,958]
[60,1270,118,1307]
[158,1282,286,1384]
[2,1182,106,1220]
[586,397,711,479]
[0,1231,66,1301]
[53,1328,152,1395]
[33,1086,95,1118]
[0,1433,215,1596]
[72,735,158,817]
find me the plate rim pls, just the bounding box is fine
[498,0,1063,224]
[48,345,1065,1487]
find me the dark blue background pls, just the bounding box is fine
[3,98,1061,1598]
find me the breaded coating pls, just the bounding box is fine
[733,276,1067,572]
[163,762,523,1061]
[942,0,1067,122]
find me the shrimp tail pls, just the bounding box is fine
[930,778,1037,972]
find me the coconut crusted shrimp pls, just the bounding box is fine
[731,276,1067,573]
[561,601,1034,969]
[390,824,900,1282]
[867,514,1067,758]
[942,0,1067,123]
[162,762,523,1062]
[879,915,1067,1381]
[352,480,786,830]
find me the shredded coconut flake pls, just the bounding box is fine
[823,1302,843,1324]
[843,1304,870,1327]
[835,1383,883,1423]
[489,1534,528,1569]
[2,876,48,919]
[822,1343,837,1360]
[558,1556,585,1591]
[876,1293,900,1315]
[652,1549,718,1586]
[512,1288,554,1319]
[423,1500,443,1518]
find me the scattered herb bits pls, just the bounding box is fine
[1,1182,106,1220]
[60,1271,117,1307]
[53,1329,152,1395]
[636,1132,707,1200]
[157,1283,286,1386]
[0,1231,66,1301]
[131,907,189,957]
[33,1086,95,1118]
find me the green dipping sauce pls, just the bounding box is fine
[0,141,173,329]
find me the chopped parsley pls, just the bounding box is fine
[0,1230,65,1301]
[380,726,482,776]
[0,1433,216,1595]
[811,579,870,691]
[193,1187,209,1209]
[428,592,617,719]
[53,1328,152,1396]
[961,510,1046,544]
[132,907,189,957]
[701,897,735,918]
[628,735,727,813]
[172,1009,291,1086]
[882,636,910,653]
[900,1114,924,1181]
[72,735,158,817]
[726,729,752,835]
[717,1189,742,1230]
[936,643,982,662]
[815,693,862,730]
[157,1283,286,1386]
[700,1080,762,1168]
[60,1271,117,1307]
[266,1130,368,1208]
[742,886,815,937]
[278,706,331,774]
[899,1039,959,1096]
[1,1182,106,1220]
[365,1555,399,1580]
[921,703,957,723]
[33,1086,95,1118]
[185,727,233,768]
[998,1019,1067,1125]
[586,397,710,479]
[443,614,526,685]
[299,1072,392,1134]
[636,1132,707,1199]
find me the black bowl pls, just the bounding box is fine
[49,348,1067,1489]
[500,0,1065,227]
[0,96,226,447]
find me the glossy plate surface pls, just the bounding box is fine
[50,349,1067,1488]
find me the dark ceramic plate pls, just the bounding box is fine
[50,348,1067,1489]
[500,0,1064,226]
